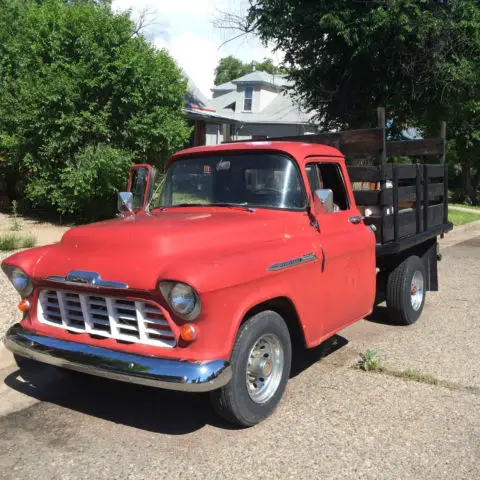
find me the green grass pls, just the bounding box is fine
[448,208,480,226]
[0,233,37,251]
[388,368,439,386]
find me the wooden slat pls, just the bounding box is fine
[394,165,418,179]
[397,185,417,203]
[428,182,444,199]
[347,166,383,182]
[426,165,445,177]
[382,209,417,242]
[427,204,445,227]
[386,138,445,157]
[354,190,380,206]
[271,127,384,157]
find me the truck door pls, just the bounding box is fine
[306,160,376,333]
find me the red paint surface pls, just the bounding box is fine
[2,142,376,361]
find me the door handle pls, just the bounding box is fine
[348,216,363,225]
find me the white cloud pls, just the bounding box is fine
[111,0,281,98]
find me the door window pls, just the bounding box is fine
[306,163,350,211]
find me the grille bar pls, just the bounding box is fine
[38,290,176,348]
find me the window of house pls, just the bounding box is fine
[243,87,253,111]
[306,162,350,211]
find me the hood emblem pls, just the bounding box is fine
[47,270,129,289]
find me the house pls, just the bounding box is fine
[183,76,238,147]
[183,70,317,147]
[210,70,317,142]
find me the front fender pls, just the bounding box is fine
[172,244,324,360]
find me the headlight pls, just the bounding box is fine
[159,281,201,320]
[2,265,33,297]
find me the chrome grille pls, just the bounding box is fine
[38,290,176,347]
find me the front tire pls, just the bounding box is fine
[386,255,426,325]
[210,310,292,427]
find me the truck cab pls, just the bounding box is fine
[3,138,450,426]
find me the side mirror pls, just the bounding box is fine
[314,189,334,214]
[126,164,157,213]
[118,192,134,215]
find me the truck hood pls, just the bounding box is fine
[33,210,287,290]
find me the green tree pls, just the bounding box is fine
[0,0,191,217]
[214,55,285,85]
[242,0,480,202]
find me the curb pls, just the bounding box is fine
[439,220,480,249]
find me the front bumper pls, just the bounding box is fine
[4,323,232,393]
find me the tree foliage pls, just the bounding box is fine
[243,0,480,202]
[214,55,285,85]
[0,0,191,217]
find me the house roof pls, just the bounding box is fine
[183,73,238,123]
[184,74,211,111]
[211,81,236,92]
[211,90,315,125]
[211,72,292,93]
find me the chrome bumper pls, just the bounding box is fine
[4,323,232,393]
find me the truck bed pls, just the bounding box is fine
[348,163,452,255]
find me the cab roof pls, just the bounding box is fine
[168,141,344,167]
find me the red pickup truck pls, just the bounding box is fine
[3,136,451,426]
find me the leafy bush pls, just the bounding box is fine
[0,0,191,218]
[25,144,134,220]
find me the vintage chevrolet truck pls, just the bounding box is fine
[3,120,452,426]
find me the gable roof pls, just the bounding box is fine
[212,90,315,125]
[211,81,236,93]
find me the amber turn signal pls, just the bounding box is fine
[18,299,30,313]
[180,324,197,343]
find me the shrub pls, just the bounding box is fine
[26,144,134,220]
[0,233,36,251]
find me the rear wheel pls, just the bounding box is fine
[210,310,291,427]
[386,255,426,325]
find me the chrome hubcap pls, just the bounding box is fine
[411,270,424,311]
[246,333,284,404]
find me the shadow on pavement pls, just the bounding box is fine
[4,335,349,434]
[364,305,400,326]
[290,334,348,378]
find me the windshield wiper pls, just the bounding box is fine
[159,203,255,212]
[159,203,207,210]
[210,203,255,212]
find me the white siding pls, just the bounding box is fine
[258,87,278,112]
[205,123,220,145]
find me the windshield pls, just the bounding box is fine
[154,153,306,210]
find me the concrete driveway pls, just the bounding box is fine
[0,237,479,480]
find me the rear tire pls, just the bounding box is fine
[210,310,291,427]
[386,255,426,325]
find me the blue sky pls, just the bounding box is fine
[112,0,282,98]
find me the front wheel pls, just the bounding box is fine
[210,310,291,427]
[386,255,426,325]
